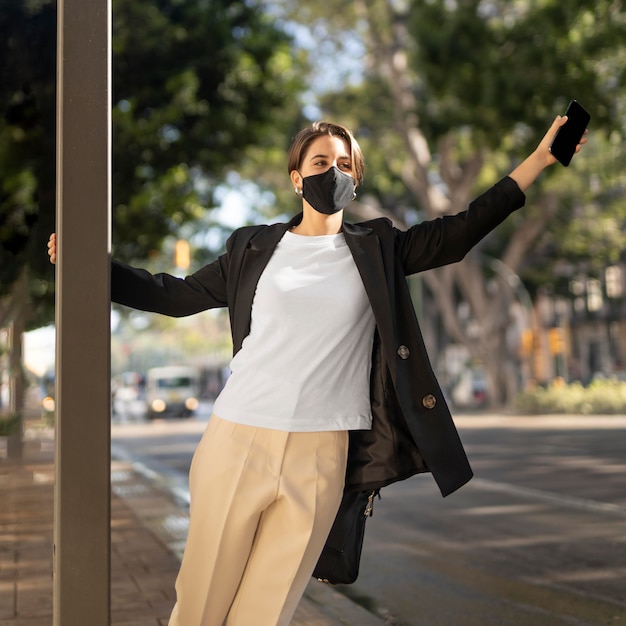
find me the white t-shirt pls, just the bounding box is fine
[212,230,376,432]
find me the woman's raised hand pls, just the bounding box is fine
[538,114,588,167]
[47,233,57,264]
[509,115,588,192]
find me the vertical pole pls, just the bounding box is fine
[54,0,111,623]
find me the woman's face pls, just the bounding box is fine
[291,135,355,190]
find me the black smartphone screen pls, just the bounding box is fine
[549,100,590,166]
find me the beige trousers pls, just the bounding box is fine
[168,415,349,626]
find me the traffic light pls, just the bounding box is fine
[548,327,565,355]
[520,329,534,356]
[175,239,190,270]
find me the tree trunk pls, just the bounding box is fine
[6,269,29,461]
[353,0,550,408]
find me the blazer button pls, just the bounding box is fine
[397,345,410,360]
[422,394,437,409]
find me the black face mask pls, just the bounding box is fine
[300,166,356,215]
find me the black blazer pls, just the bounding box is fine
[112,176,525,497]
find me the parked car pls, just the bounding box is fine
[450,366,488,409]
[145,366,200,419]
[112,371,146,421]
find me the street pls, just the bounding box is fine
[111,413,626,625]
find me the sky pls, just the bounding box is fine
[23,325,55,376]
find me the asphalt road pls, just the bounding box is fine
[111,412,626,625]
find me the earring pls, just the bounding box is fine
[295,187,303,196]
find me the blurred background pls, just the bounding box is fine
[1,0,626,435]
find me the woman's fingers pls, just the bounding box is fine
[48,233,57,264]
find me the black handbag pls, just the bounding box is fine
[313,489,379,585]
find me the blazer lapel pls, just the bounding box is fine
[343,222,396,375]
[232,216,396,366]
[230,215,300,351]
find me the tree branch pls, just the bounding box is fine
[356,0,433,212]
[501,192,560,272]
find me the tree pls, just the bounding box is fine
[0,0,305,434]
[111,0,305,262]
[276,0,626,405]
[0,0,56,327]
[0,1,56,451]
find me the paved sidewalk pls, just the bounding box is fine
[0,411,384,625]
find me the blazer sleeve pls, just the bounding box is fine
[111,251,229,317]
[395,176,526,276]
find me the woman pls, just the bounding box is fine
[48,115,586,625]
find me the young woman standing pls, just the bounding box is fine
[48,115,586,625]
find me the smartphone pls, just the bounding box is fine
[549,100,590,166]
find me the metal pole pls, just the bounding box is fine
[54,0,111,623]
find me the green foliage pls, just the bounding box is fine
[556,136,626,267]
[409,0,624,150]
[515,124,626,297]
[0,412,21,437]
[0,0,56,327]
[111,0,304,261]
[514,378,626,414]
[307,0,624,208]
[307,0,626,291]
[0,0,305,331]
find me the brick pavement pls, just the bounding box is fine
[0,413,384,626]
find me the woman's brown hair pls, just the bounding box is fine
[287,121,365,186]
